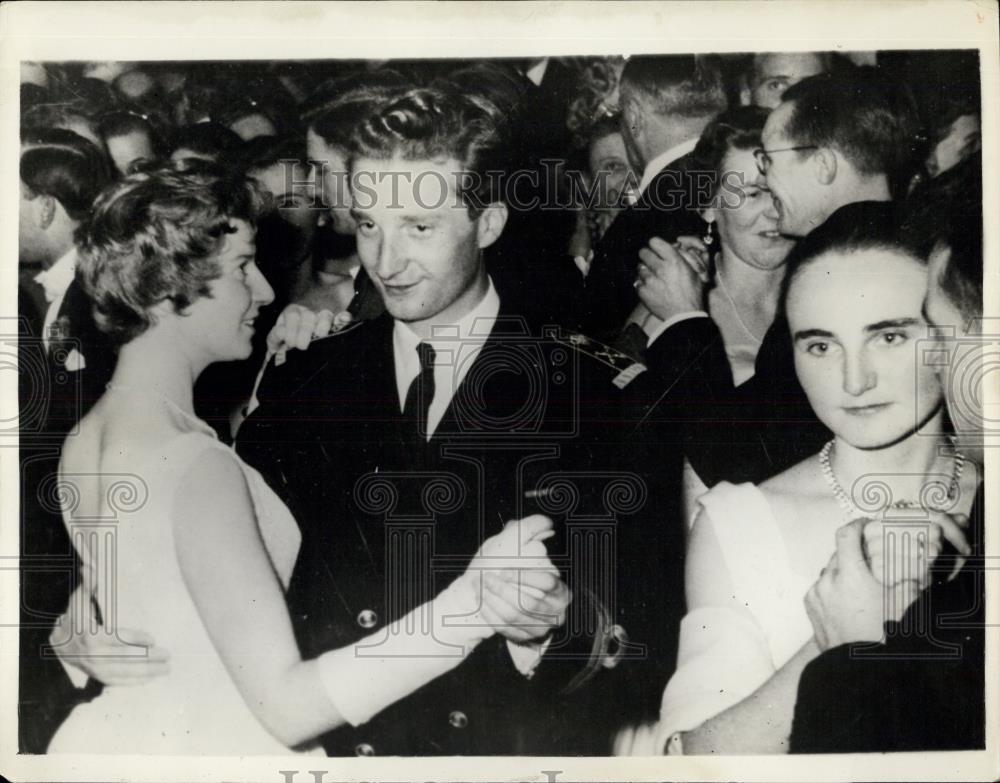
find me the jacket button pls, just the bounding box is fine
[354,742,375,756]
[356,609,378,629]
[448,710,468,728]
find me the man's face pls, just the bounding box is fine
[750,53,826,109]
[249,161,318,269]
[306,129,356,235]
[19,181,50,267]
[924,246,984,463]
[760,101,825,237]
[106,130,155,176]
[350,156,497,338]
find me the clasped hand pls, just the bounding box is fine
[459,514,570,644]
[805,511,970,651]
[636,235,711,322]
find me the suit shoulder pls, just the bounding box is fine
[551,330,648,389]
[257,317,381,399]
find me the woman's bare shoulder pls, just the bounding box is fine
[61,396,186,474]
[757,452,826,508]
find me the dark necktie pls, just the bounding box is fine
[402,342,436,437]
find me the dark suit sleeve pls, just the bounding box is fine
[235,350,324,519]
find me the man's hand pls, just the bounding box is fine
[50,586,170,686]
[635,235,710,321]
[863,510,970,588]
[805,519,922,651]
[266,304,336,354]
[464,515,571,644]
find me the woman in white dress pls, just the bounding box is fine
[47,164,565,755]
[621,202,978,754]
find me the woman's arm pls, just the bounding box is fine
[678,508,820,754]
[173,448,345,748]
[174,449,564,747]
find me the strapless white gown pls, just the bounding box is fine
[660,482,815,738]
[47,411,323,756]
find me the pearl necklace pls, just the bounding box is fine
[819,437,965,518]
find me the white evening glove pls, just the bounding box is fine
[316,514,555,726]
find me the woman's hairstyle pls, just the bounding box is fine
[779,200,922,316]
[349,85,512,216]
[169,122,244,161]
[76,162,266,345]
[22,101,103,145]
[20,128,113,222]
[98,109,166,161]
[688,105,770,206]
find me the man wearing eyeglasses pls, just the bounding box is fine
[755,66,919,238]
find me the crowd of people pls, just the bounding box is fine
[17,51,985,757]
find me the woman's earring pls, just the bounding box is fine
[702,221,715,246]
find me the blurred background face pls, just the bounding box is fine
[788,249,943,449]
[748,52,826,109]
[927,113,980,178]
[249,161,318,270]
[587,130,634,209]
[229,112,277,142]
[707,146,794,270]
[106,130,155,176]
[306,128,356,235]
[18,182,48,266]
[924,246,985,462]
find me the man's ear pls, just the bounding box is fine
[622,97,644,140]
[37,194,56,230]
[813,147,838,186]
[476,202,508,250]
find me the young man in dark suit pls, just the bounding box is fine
[236,83,722,755]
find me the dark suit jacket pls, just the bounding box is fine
[237,305,721,755]
[791,486,985,753]
[19,279,107,752]
[683,315,831,487]
[579,154,706,339]
[43,277,118,437]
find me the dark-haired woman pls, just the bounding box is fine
[620,204,978,754]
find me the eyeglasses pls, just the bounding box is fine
[753,146,818,175]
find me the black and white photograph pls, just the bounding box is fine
[1,2,997,781]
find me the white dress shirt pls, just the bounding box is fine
[393,277,549,675]
[36,245,77,352]
[393,278,501,440]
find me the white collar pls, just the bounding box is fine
[638,137,699,196]
[525,58,550,87]
[393,277,501,428]
[34,245,78,304]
